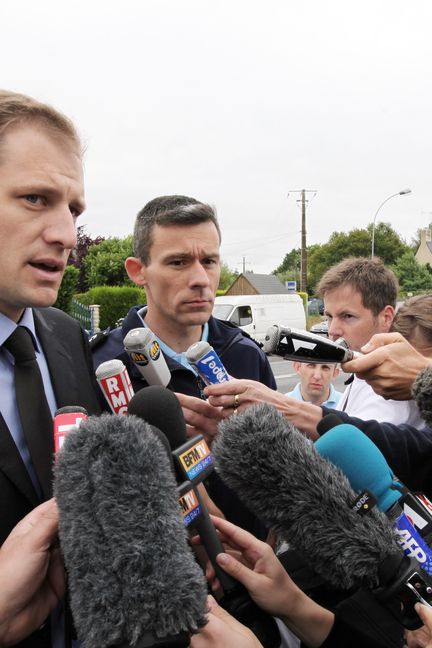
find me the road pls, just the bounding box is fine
[268,355,349,394]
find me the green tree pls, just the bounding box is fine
[391,251,432,294]
[84,236,134,287]
[68,225,105,292]
[219,261,238,291]
[307,223,409,292]
[54,265,79,314]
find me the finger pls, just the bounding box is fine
[415,603,432,632]
[361,332,405,353]
[4,499,59,548]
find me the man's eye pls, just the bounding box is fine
[25,194,42,204]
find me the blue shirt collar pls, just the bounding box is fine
[0,308,39,351]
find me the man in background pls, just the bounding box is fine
[286,361,342,407]
[316,256,423,426]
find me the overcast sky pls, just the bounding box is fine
[2,0,432,273]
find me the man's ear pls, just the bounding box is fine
[380,305,396,332]
[124,257,146,286]
[293,361,302,375]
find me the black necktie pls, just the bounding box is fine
[4,326,54,500]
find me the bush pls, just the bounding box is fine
[76,286,146,330]
[55,266,79,314]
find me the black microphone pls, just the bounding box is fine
[128,386,281,648]
[213,403,432,630]
[54,413,207,648]
[263,325,359,363]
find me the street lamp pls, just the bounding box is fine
[371,189,412,258]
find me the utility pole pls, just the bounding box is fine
[287,189,317,293]
[238,256,251,273]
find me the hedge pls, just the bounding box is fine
[75,286,146,330]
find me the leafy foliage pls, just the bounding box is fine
[275,223,410,293]
[84,236,134,288]
[76,286,146,329]
[68,226,105,292]
[55,266,79,314]
[219,261,238,291]
[391,251,432,294]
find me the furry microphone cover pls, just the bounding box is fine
[213,403,400,591]
[54,413,207,648]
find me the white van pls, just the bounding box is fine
[213,294,306,343]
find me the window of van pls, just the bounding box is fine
[230,306,252,326]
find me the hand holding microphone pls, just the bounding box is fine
[192,516,335,648]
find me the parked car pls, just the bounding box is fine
[307,298,324,316]
[309,319,329,336]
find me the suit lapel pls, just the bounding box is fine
[0,413,39,507]
[34,309,80,407]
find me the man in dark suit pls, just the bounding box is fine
[0,90,101,646]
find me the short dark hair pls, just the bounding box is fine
[391,295,432,346]
[133,195,221,264]
[316,257,398,315]
[0,90,82,161]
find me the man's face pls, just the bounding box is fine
[293,361,338,405]
[324,284,394,352]
[0,125,84,322]
[128,221,221,332]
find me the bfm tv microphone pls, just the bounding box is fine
[127,386,281,648]
[315,415,432,575]
[54,412,207,648]
[185,341,230,385]
[54,406,88,453]
[123,327,171,387]
[213,403,432,629]
[263,325,359,363]
[95,358,134,414]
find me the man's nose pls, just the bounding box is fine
[328,319,342,341]
[190,261,211,286]
[44,209,77,250]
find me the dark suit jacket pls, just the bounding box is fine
[0,307,102,646]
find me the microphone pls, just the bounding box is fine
[262,325,359,363]
[315,417,432,573]
[128,386,281,648]
[95,359,134,414]
[123,327,171,387]
[53,406,87,453]
[213,403,432,629]
[54,412,207,648]
[185,341,230,385]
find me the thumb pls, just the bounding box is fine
[361,332,404,353]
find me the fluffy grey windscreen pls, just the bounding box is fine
[54,413,207,648]
[213,403,400,591]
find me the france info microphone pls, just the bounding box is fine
[54,413,207,648]
[128,386,281,648]
[54,406,87,453]
[185,341,230,385]
[213,403,432,629]
[263,325,359,363]
[123,327,171,387]
[95,358,134,414]
[315,416,432,574]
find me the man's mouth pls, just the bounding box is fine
[29,259,64,274]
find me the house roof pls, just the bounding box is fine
[242,272,288,294]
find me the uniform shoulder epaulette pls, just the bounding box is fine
[88,327,111,350]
